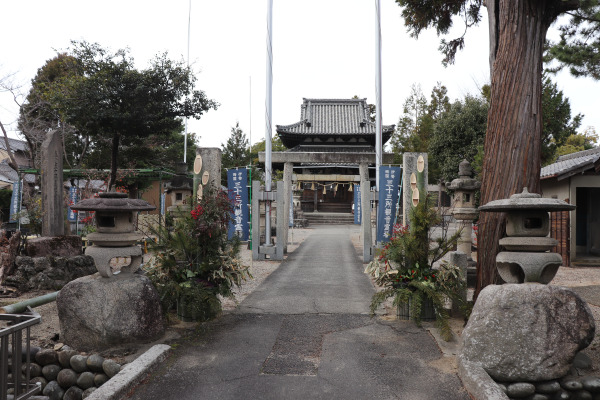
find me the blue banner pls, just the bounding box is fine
[9,179,21,223]
[227,168,249,240]
[377,166,402,243]
[67,186,78,222]
[353,184,361,225]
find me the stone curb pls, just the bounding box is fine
[86,344,171,400]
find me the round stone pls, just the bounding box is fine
[529,394,550,400]
[35,349,59,366]
[42,364,62,381]
[76,371,95,390]
[572,390,593,400]
[536,380,562,394]
[22,362,42,378]
[561,377,584,391]
[506,382,536,398]
[574,352,593,369]
[582,376,600,393]
[102,359,121,378]
[57,368,78,389]
[43,380,65,400]
[70,355,89,373]
[82,387,97,399]
[553,390,572,400]
[58,349,79,368]
[64,385,83,400]
[30,376,47,391]
[86,354,105,373]
[94,373,109,387]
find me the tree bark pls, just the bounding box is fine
[476,0,571,299]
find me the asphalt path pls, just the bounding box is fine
[127,225,469,400]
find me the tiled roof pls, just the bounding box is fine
[541,147,600,179]
[0,138,28,152]
[288,144,376,153]
[276,98,394,148]
[0,160,35,184]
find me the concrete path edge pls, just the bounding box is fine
[87,344,171,400]
[457,355,508,400]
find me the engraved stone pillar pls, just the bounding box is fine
[194,147,222,200]
[41,130,64,237]
[360,163,372,262]
[402,153,428,226]
[283,162,293,253]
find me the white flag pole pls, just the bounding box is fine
[265,0,273,246]
[375,0,382,193]
[183,0,191,163]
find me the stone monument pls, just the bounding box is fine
[41,130,64,237]
[458,188,595,400]
[58,192,164,351]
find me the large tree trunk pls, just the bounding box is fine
[476,0,573,299]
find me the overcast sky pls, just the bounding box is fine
[1,1,598,153]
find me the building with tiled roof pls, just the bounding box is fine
[541,147,600,265]
[272,98,395,215]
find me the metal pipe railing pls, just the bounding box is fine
[0,309,42,400]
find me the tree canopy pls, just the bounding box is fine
[221,122,250,185]
[21,41,218,190]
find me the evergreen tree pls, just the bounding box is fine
[221,122,250,185]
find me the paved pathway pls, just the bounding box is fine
[127,225,469,400]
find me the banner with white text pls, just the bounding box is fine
[227,168,249,240]
[376,166,401,242]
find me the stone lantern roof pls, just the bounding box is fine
[478,187,575,212]
[71,192,156,212]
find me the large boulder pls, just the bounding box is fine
[57,273,164,351]
[460,284,595,382]
[25,236,83,257]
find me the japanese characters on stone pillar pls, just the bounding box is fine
[41,130,65,237]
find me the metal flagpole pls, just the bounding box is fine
[183,0,191,163]
[265,0,273,247]
[374,0,382,193]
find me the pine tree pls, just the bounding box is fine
[221,122,250,185]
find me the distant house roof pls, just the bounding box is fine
[276,98,395,149]
[541,147,600,180]
[0,138,28,153]
[0,160,36,185]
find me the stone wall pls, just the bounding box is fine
[5,256,96,292]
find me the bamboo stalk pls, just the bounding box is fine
[0,291,58,314]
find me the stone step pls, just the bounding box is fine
[303,212,355,225]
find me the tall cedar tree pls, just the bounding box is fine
[396,0,595,299]
[43,41,218,191]
[221,122,250,185]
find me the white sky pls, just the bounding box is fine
[1,1,598,152]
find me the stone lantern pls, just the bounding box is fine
[446,160,480,259]
[478,187,575,284]
[71,192,156,278]
[165,162,193,218]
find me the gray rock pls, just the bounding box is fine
[29,376,48,391]
[25,236,83,257]
[574,352,593,370]
[529,394,550,400]
[22,362,42,377]
[506,382,535,398]
[572,390,593,400]
[76,371,95,390]
[57,273,164,351]
[7,255,96,292]
[561,378,584,391]
[57,368,78,389]
[86,354,104,373]
[35,349,58,366]
[102,359,121,378]
[42,380,65,400]
[58,349,79,368]
[536,380,562,394]
[94,373,108,387]
[70,355,88,373]
[41,364,61,381]
[496,382,507,394]
[582,376,600,393]
[64,386,83,400]
[460,284,595,381]
[82,387,96,399]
